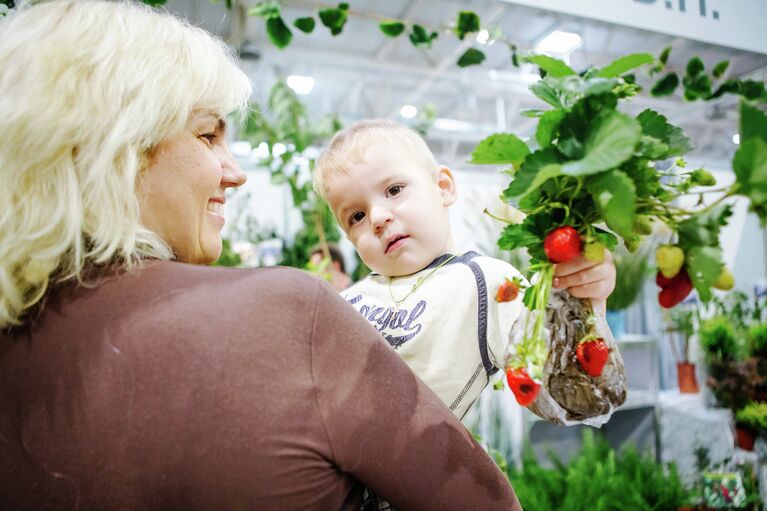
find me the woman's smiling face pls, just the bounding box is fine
[136,111,246,264]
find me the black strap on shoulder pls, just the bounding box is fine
[452,252,498,376]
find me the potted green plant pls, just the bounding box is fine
[734,402,767,451]
[666,308,700,393]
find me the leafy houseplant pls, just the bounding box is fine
[666,308,700,393]
[239,80,342,270]
[501,429,690,511]
[735,402,767,452]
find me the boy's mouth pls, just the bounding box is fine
[385,234,409,254]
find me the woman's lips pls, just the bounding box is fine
[385,235,409,254]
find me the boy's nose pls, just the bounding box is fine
[369,205,393,232]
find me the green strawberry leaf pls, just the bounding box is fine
[637,109,694,157]
[651,73,679,97]
[503,149,562,199]
[249,1,280,18]
[457,48,486,68]
[535,109,565,147]
[266,16,292,48]
[379,20,405,37]
[659,46,672,66]
[529,80,565,109]
[293,17,316,33]
[318,4,349,36]
[686,56,705,77]
[677,204,733,248]
[712,60,730,79]
[686,246,723,302]
[470,133,530,167]
[740,100,767,144]
[524,54,576,78]
[561,111,641,176]
[409,24,438,48]
[595,53,654,78]
[733,138,767,210]
[592,226,619,251]
[455,11,480,40]
[586,170,637,237]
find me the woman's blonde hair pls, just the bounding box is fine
[313,119,439,199]
[0,0,252,328]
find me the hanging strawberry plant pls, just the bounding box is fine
[471,51,767,412]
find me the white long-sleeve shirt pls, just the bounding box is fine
[342,252,528,419]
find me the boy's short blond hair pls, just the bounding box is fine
[313,119,438,199]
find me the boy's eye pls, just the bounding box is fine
[386,185,403,197]
[349,211,365,226]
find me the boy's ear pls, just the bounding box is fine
[435,166,457,206]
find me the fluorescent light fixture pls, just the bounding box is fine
[535,30,582,55]
[433,117,476,133]
[286,75,315,95]
[400,105,418,118]
[476,29,491,45]
[732,133,740,145]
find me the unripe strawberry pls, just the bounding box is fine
[690,169,717,187]
[656,245,685,279]
[632,215,653,235]
[544,226,582,263]
[713,267,735,291]
[584,242,605,263]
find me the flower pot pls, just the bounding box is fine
[735,425,755,451]
[676,362,699,393]
[606,309,626,340]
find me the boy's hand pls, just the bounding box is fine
[551,249,615,315]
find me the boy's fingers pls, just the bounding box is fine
[565,281,613,300]
[553,264,613,289]
[554,250,613,278]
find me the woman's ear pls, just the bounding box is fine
[435,166,457,206]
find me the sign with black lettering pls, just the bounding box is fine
[499,0,767,55]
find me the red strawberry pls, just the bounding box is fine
[657,268,693,308]
[505,367,540,407]
[655,270,674,288]
[576,338,609,377]
[496,277,525,302]
[544,226,582,263]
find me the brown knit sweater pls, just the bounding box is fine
[0,261,521,510]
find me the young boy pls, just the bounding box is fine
[313,119,616,420]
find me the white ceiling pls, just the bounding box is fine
[167,0,767,170]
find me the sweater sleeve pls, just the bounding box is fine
[309,283,522,511]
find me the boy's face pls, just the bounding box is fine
[325,142,456,277]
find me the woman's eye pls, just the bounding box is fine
[349,211,365,226]
[199,133,216,145]
[387,185,402,197]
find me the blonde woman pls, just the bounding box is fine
[0,2,521,510]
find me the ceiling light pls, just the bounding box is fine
[286,75,315,95]
[476,29,491,45]
[400,105,418,118]
[433,117,475,133]
[535,30,582,55]
[732,133,740,145]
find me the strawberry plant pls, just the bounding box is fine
[471,51,767,407]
